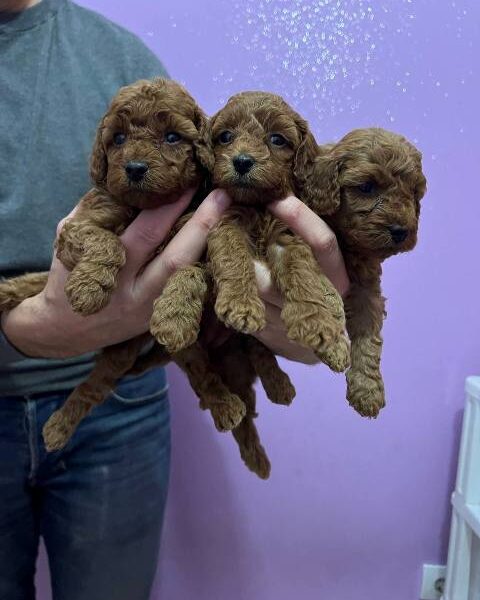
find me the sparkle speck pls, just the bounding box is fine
[205,0,472,130]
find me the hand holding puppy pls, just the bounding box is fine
[1,189,230,359]
[254,195,350,364]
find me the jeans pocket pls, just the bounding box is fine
[110,368,169,406]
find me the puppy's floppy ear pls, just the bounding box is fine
[307,148,342,215]
[292,117,320,207]
[193,108,214,172]
[414,168,427,218]
[407,146,427,218]
[89,117,108,188]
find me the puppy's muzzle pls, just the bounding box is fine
[232,154,255,175]
[126,161,149,183]
[388,225,409,244]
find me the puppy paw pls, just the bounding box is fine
[282,302,342,355]
[346,370,385,418]
[42,411,73,452]
[317,334,351,373]
[215,294,266,334]
[209,394,247,432]
[65,265,117,315]
[65,278,112,315]
[263,372,296,406]
[241,445,271,480]
[150,297,200,353]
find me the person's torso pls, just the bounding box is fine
[0,0,167,395]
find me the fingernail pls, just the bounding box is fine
[269,195,296,208]
[211,189,231,208]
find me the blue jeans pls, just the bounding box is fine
[0,368,171,600]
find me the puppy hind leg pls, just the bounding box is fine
[127,342,170,375]
[232,408,271,480]
[150,265,208,354]
[42,335,149,451]
[213,337,271,479]
[174,343,246,432]
[245,337,296,406]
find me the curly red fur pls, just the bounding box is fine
[194,92,348,366]
[0,79,253,453]
[0,90,426,475]
[318,128,427,416]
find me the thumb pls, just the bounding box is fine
[120,188,195,276]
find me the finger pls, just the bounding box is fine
[268,195,350,296]
[55,204,80,238]
[254,261,283,308]
[48,254,69,284]
[120,188,196,275]
[137,189,231,298]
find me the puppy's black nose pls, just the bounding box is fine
[233,154,255,175]
[126,161,149,182]
[388,225,409,244]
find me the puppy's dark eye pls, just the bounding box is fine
[218,131,234,144]
[358,181,376,194]
[165,132,182,144]
[113,133,126,146]
[270,134,287,147]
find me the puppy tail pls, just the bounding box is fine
[232,415,271,480]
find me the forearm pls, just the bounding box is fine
[1,297,76,359]
[0,321,28,362]
[0,190,230,362]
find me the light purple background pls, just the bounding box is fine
[36,1,480,599]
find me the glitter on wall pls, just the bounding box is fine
[209,0,473,136]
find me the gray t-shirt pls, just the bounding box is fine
[0,0,167,395]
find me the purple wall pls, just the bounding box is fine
[37,1,480,598]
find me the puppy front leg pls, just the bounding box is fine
[58,220,127,315]
[150,265,208,353]
[56,192,132,315]
[208,221,266,334]
[344,268,386,418]
[266,237,350,372]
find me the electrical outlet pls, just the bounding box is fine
[420,564,446,599]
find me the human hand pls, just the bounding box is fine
[253,195,350,365]
[1,189,231,358]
